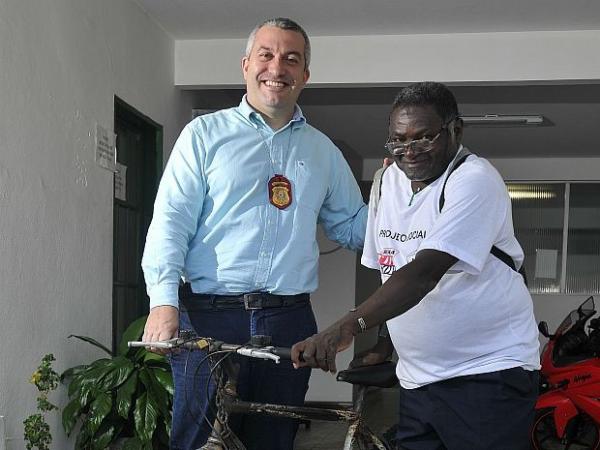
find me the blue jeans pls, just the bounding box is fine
[394,367,539,450]
[169,301,317,450]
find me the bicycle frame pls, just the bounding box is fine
[203,353,389,450]
[129,337,391,450]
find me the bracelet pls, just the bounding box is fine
[350,308,367,334]
[357,317,367,333]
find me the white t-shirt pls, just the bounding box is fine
[361,149,540,389]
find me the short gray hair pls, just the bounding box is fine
[245,18,311,69]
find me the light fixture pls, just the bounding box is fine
[507,185,557,200]
[461,114,544,126]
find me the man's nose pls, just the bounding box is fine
[403,142,419,156]
[267,57,285,75]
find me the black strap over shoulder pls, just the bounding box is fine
[438,152,470,212]
[438,150,526,282]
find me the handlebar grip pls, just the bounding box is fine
[271,347,292,360]
[271,347,304,362]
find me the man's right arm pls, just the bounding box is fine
[141,124,207,350]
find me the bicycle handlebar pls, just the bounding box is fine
[128,337,293,364]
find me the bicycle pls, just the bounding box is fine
[129,334,397,450]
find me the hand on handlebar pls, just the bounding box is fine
[143,305,179,355]
[291,321,355,373]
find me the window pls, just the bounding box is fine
[508,183,600,294]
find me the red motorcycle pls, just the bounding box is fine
[531,296,600,449]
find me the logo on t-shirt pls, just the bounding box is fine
[379,229,426,242]
[378,248,397,275]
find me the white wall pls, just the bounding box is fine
[175,30,600,88]
[0,0,182,447]
[306,228,356,403]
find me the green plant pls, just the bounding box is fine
[61,317,173,450]
[24,354,60,450]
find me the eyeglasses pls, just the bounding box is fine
[384,119,456,157]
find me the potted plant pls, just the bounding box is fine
[61,316,173,449]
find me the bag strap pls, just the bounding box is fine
[437,149,526,280]
[438,147,472,212]
[369,165,389,217]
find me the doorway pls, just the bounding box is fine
[113,97,162,350]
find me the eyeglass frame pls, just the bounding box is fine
[384,117,458,157]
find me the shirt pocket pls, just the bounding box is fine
[294,160,325,214]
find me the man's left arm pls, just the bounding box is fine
[317,149,367,251]
[291,249,457,372]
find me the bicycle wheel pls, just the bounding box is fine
[531,408,600,450]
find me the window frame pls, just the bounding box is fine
[506,180,600,295]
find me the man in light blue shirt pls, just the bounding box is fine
[142,17,366,450]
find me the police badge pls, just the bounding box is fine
[268,174,292,209]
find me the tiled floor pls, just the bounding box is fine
[295,387,399,450]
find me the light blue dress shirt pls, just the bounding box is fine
[142,96,367,309]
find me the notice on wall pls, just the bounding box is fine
[535,248,558,279]
[95,124,116,171]
[114,162,127,201]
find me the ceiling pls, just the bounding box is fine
[135,0,600,161]
[135,0,600,38]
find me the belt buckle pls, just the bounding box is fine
[243,293,264,310]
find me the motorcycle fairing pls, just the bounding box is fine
[537,391,579,438]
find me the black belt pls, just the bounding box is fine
[179,283,310,311]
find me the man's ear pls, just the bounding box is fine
[303,68,310,84]
[241,57,249,81]
[453,117,464,146]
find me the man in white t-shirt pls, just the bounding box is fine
[292,82,540,449]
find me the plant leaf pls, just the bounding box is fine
[116,371,138,419]
[87,391,113,434]
[74,363,114,407]
[117,316,148,356]
[91,422,116,450]
[74,421,93,450]
[67,359,113,402]
[68,334,113,355]
[61,364,88,382]
[99,356,134,391]
[133,392,159,443]
[150,367,174,396]
[76,382,96,409]
[138,369,167,420]
[143,351,166,363]
[62,398,82,435]
[121,437,144,450]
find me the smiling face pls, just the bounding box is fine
[389,105,462,183]
[242,26,310,121]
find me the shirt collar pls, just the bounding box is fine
[238,95,306,130]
